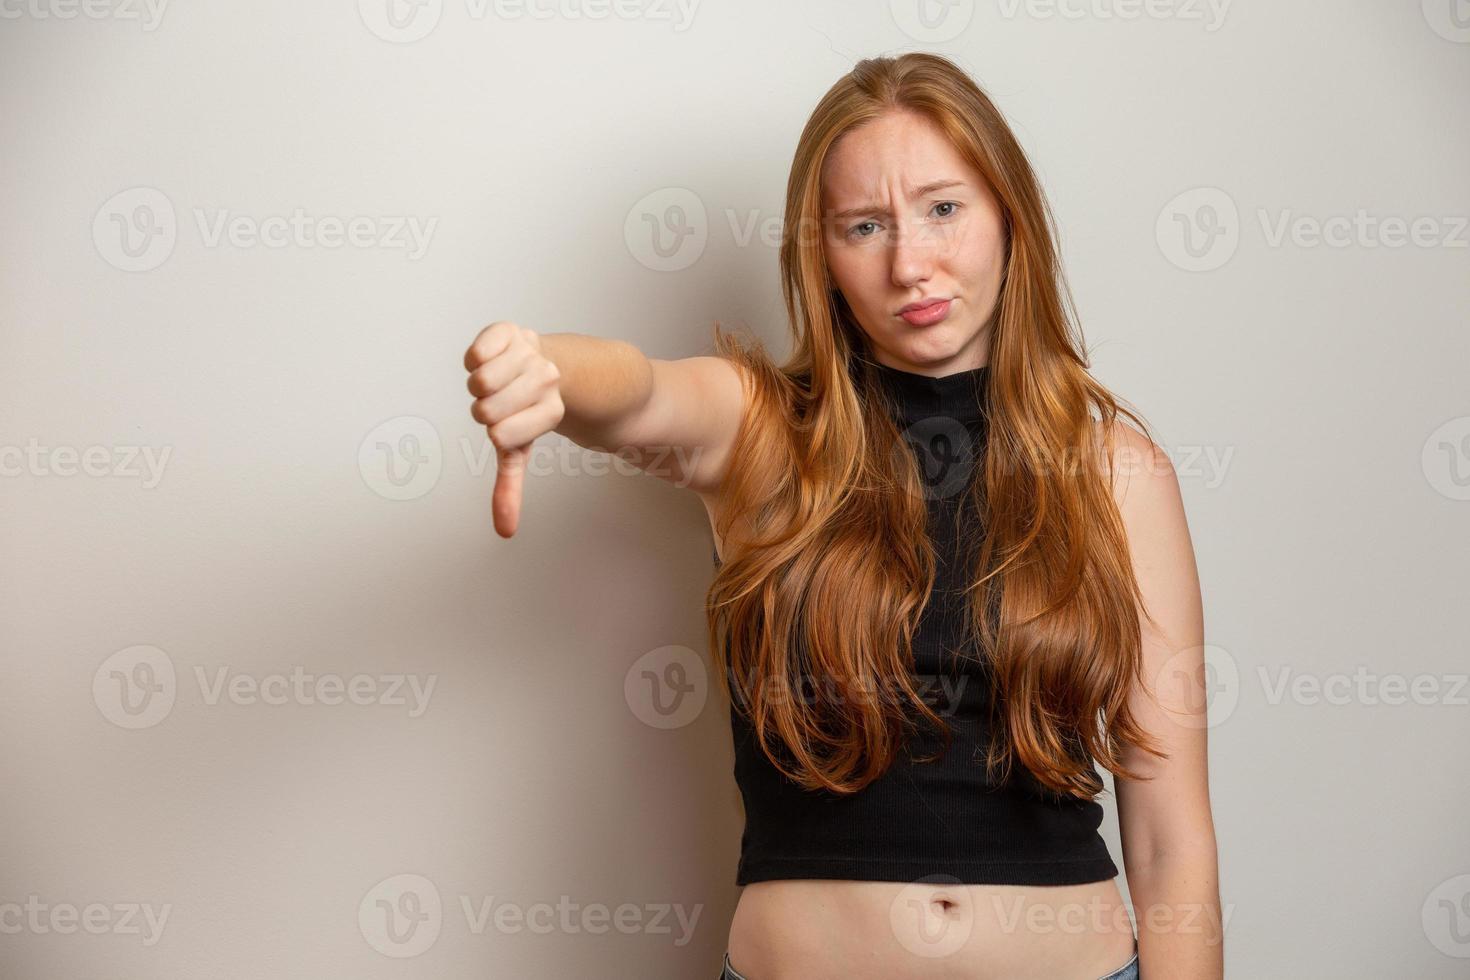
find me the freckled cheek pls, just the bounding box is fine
[954,221,1005,283]
[831,249,886,302]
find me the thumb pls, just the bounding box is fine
[492,443,529,538]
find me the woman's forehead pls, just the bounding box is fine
[821,118,976,207]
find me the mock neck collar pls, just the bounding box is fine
[868,358,990,426]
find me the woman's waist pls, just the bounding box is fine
[728,877,1136,980]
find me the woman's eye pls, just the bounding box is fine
[848,203,958,239]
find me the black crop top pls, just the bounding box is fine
[713,359,1119,887]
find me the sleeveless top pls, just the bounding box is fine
[712,359,1119,886]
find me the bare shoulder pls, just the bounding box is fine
[1093,417,1181,517]
[1092,416,1202,662]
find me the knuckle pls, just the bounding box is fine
[484,421,504,449]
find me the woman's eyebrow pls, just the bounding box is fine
[829,179,968,220]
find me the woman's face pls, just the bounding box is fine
[819,109,1007,376]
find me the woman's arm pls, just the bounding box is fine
[463,323,747,535]
[1107,421,1225,979]
[539,332,748,495]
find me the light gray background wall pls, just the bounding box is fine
[2,1,1467,977]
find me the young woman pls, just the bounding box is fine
[464,53,1222,980]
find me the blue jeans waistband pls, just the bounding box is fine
[721,938,1139,980]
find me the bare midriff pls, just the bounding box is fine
[705,504,1135,979]
[726,877,1136,980]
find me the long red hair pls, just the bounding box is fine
[705,52,1166,798]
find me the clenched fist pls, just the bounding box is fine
[463,321,565,538]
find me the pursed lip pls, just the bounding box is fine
[897,296,951,315]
